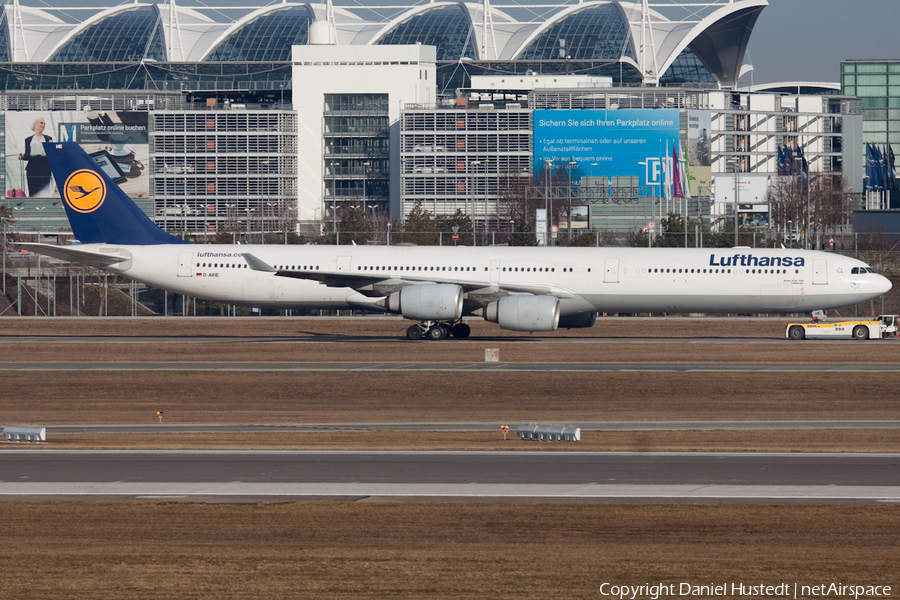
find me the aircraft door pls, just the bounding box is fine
[337,255,352,273]
[604,258,619,283]
[813,259,827,285]
[490,260,501,283]
[177,252,193,278]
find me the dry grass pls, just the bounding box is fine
[19,429,900,453]
[1,502,898,599]
[1,370,898,426]
[5,340,900,363]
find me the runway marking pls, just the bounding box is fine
[1,482,899,501]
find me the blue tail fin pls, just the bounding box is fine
[44,142,186,245]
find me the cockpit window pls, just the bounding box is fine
[852,267,876,274]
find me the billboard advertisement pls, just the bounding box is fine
[533,109,680,194]
[713,175,771,204]
[5,110,149,200]
[686,110,711,197]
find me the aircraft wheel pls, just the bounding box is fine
[788,325,805,340]
[427,325,448,341]
[451,323,471,339]
[406,325,424,340]
[852,325,869,340]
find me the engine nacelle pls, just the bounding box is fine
[484,295,560,332]
[385,284,463,321]
[558,312,598,329]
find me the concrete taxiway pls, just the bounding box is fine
[1,450,898,503]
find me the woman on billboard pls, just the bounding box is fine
[18,117,53,196]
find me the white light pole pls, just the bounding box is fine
[246,208,255,243]
[544,159,552,245]
[34,207,45,241]
[470,160,482,244]
[331,161,340,237]
[567,161,577,239]
[727,158,739,247]
[362,162,370,202]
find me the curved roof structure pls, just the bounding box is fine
[373,3,477,61]
[2,0,767,87]
[516,3,635,62]
[49,4,166,62]
[204,4,315,62]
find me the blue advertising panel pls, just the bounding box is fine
[533,109,680,193]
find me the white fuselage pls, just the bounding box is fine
[88,244,890,316]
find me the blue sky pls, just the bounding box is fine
[745,0,898,84]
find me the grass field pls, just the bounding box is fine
[2,502,898,599]
[1,318,897,597]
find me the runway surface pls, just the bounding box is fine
[1,450,898,503]
[3,361,900,372]
[43,420,900,434]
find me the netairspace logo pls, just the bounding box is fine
[598,582,892,600]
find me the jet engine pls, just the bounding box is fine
[483,295,560,332]
[383,284,463,321]
[558,312,598,329]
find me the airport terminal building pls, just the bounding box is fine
[0,0,872,242]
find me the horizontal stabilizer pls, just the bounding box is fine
[16,243,131,269]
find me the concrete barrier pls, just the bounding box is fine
[3,426,46,443]
[517,424,580,442]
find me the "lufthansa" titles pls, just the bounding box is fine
[708,253,806,268]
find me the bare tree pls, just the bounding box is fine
[767,176,806,246]
[769,174,852,249]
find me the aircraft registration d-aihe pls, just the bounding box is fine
[17,142,893,340]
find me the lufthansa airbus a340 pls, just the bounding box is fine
[17,142,892,340]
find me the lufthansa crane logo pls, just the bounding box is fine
[63,169,106,213]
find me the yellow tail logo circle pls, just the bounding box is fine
[63,170,106,213]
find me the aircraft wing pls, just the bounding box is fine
[242,253,575,303]
[16,243,132,269]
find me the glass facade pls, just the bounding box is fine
[323,94,389,212]
[659,47,715,86]
[50,6,166,62]
[206,6,314,62]
[0,62,293,92]
[0,8,9,63]
[518,4,636,62]
[377,6,476,61]
[843,60,900,145]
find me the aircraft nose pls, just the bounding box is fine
[875,274,893,295]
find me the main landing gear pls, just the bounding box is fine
[406,320,471,341]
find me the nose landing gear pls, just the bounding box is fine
[406,320,471,340]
